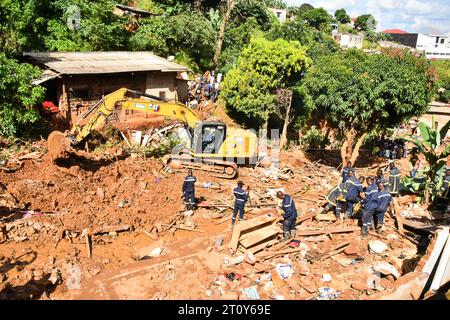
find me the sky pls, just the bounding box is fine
[284,0,450,36]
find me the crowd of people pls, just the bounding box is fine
[187,70,222,109]
[378,137,407,159]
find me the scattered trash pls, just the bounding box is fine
[351,257,365,265]
[317,287,340,300]
[244,251,257,265]
[214,236,224,247]
[21,210,43,219]
[224,272,241,281]
[274,294,286,300]
[149,247,164,257]
[288,239,301,247]
[224,255,244,266]
[261,273,272,282]
[243,286,260,300]
[202,182,213,188]
[118,200,130,208]
[372,262,401,279]
[368,240,389,254]
[322,274,332,282]
[205,289,213,297]
[275,263,293,280]
[183,210,194,217]
[154,177,162,184]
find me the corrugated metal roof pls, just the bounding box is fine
[23,51,190,75]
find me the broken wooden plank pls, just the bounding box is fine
[240,225,281,248]
[161,224,205,233]
[296,210,318,225]
[256,247,305,258]
[318,240,352,261]
[247,239,279,254]
[229,214,277,251]
[296,225,360,236]
[392,198,405,235]
[91,224,130,235]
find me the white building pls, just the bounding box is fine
[268,8,287,22]
[332,33,364,49]
[416,34,450,60]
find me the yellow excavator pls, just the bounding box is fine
[47,87,258,178]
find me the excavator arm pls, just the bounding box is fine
[69,87,199,144]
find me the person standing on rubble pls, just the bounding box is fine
[232,181,249,225]
[375,169,389,188]
[388,161,402,196]
[361,177,380,237]
[337,170,363,218]
[182,169,197,211]
[374,183,392,233]
[321,182,344,216]
[342,160,353,183]
[276,191,298,241]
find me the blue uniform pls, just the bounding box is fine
[375,190,392,225]
[344,176,364,216]
[281,194,298,233]
[182,174,196,207]
[438,174,450,199]
[342,166,353,183]
[232,186,248,224]
[388,167,402,195]
[362,184,379,227]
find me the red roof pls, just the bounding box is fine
[383,29,408,34]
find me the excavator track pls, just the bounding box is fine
[169,154,238,179]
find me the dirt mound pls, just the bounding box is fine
[47,131,70,161]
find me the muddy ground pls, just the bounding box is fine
[0,141,440,300]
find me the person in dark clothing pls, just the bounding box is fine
[361,178,380,237]
[337,170,363,218]
[182,169,196,210]
[321,182,344,215]
[342,161,353,183]
[375,169,389,188]
[277,191,298,241]
[388,162,402,196]
[232,181,249,225]
[374,183,392,233]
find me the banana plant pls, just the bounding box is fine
[403,118,450,204]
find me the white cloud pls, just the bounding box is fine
[284,0,450,34]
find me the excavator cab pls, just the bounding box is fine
[192,122,226,156]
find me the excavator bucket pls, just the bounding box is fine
[47,131,72,161]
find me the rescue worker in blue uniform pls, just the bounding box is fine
[361,177,380,237]
[338,170,364,218]
[375,169,389,188]
[436,168,450,212]
[182,169,197,210]
[321,182,344,216]
[374,183,392,233]
[277,191,298,240]
[232,181,249,225]
[342,161,353,183]
[388,162,402,196]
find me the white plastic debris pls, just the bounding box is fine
[224,255,244,266]
[322,274,332,282]
[150,247,164,257]
[275,263,293,279]
[317,287,340,300]
[243,286,260,300]
[368,240,389,254]
[372,262,401,279]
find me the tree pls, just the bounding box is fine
[213,0,236,69]
[221,37,312,138]
[0,53,45,137]
[404,120,450,204]
[334,8,350,24]
[300,7,333,32]
[303,49,436,166]
[298,3,314,14]
[354,14,377,31]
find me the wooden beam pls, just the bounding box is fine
[296,226,360,236]
[247,239,279,254]
[392,198,405,235]
[240,225,281,248]
[229,214,277,251]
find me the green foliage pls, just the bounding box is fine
[300,7,333,32]
[303,49,436,141]
[334,8,350,24]
[130,10,217,70]
[301,125,329,149]
[354,14,377,31]
[262,0,287,9]
[267,16,339,61]
[231,0,273,31]
[221,37,312,127]
[431,60,450,102]
[403,119,450,202]
[338,23,357,34]
[0,53,45,137]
